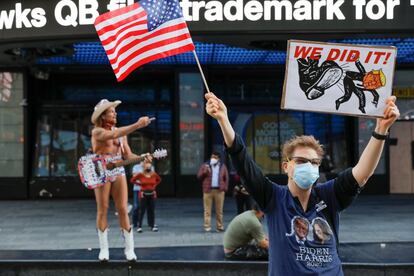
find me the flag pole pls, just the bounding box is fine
[192,50,211,93]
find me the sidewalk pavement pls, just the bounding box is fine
[0,195,413,250]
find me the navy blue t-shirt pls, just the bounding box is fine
[226,134,361,276]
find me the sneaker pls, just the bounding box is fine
[151,226,158,232]
[137,227,142,233]
[127,203,133,214]
[216,228,225,233]
[297,57,343,100]
[204,227,211,232]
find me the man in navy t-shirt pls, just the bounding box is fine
[205,92,399,276]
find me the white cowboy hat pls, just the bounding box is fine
[91,99,121,124]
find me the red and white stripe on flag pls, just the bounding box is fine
[94,2,194,82]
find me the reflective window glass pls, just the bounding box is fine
[0,72,24,177]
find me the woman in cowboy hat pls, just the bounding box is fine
[91,99,154,261]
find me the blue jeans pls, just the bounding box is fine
[132,190,139,227]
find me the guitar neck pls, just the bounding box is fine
[113,155,148,168]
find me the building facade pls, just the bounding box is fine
[1,0,414,198]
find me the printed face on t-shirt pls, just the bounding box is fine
[312,218,333,244]
[314,223,324,241]
[294,218,309,239]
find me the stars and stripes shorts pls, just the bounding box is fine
[105,154,126,183]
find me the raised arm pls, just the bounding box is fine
[92,116,154,141]
[205,92,274,210]
[204,94,235,148]
[352,96,399,186]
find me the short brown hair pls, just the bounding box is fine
[282,135,324,161]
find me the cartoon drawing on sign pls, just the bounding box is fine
[296,56,386,114]
[284,41,395,118]
[297,57,343,100]
[336,60,385,114]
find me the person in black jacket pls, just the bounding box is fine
[205,92,399,276]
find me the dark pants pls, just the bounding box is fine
[235,194,252,215]
[139,193,155,228]
[225,244,268,260]
[132,190,139,227]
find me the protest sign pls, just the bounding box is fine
[281,40,397,117]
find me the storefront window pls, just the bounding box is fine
[51,113,78,176]
[304,113,327,144]
[179,73,204,174]
[0,72,24,177]
[210,70,281,103]
[34,107,172,177]
[31,73,175,178]
[250,113,280,174]
[59,86,157,103]
[329,116,348,172]
[34,114,51,177]
[121,109,172,175]
[79,114,92,158]
[211,108,348,176]
[393,70,414,120]
[279,111,304,144]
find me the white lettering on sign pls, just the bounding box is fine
[326,0,345,20]
[31,7,47,28]
[79,0,99,25]
[54,0,101,27]
[0,3,46,29]
[204,1,223,21]
[181,0,348,21]
[54,0,78,27]
[353,0,399,20]
[0,9,16,29]
[178,0,408,22]
[0,0,412,31]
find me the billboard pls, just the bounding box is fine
[1,0,414,41]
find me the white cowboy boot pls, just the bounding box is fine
[97,228,109,261]
[122,228,137,261]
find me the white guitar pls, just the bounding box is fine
[78,149,168,189]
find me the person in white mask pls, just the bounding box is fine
[197,152,229,232]
[205,91,399,276]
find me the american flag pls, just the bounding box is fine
[94,0,195,81]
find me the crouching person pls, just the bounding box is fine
[223,203,269,260]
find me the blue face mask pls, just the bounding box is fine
[293,162,319,190]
